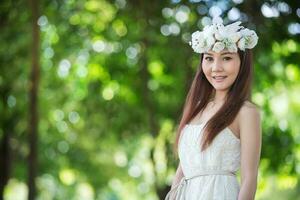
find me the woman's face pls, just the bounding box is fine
[202,50,241,92]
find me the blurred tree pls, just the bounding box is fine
[27,0,40,199]
[0,0,299,199]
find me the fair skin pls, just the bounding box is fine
[170,50,262,200]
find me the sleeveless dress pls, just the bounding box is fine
[165,123,241,200]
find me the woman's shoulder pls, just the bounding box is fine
[239,100,261,122]
[242,100,260,110]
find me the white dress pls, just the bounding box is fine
[165,123,241,200]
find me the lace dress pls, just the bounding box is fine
[165,123,241,200]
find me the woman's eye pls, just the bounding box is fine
[205,57,213,61]
[223,57,232,61]
[204,56,232,61]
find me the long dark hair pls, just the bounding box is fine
[174,49,253,153]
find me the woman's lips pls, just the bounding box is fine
[212,76,227,82]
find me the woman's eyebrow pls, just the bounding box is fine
[204,52,233,56]
[221,52,234,55]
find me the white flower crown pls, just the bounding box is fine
[189,16,258,53]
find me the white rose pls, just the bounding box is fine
[205,35,216,48]
[240,29,258,49]
[203,25,217,35]
[191,31,205,46]
[212,42,225,53]
[229,32,242,43]
[190,31,206,53]
[240,28,252,36]
[202,45,211,53]
[192,43,203,53]
[237,37,246,51]
[245,31,258,49]
[227,43,238,52]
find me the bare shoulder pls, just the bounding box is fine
[240,100,261,119]
[242,100,260,110]
[238,100,261,135]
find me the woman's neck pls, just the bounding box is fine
[211,90,228,105]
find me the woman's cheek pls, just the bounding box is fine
[204,71,212,83]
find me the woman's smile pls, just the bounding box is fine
[212,75,228,82]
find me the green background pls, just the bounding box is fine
[1,0,300,199]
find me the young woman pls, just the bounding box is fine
[165,17,262,200]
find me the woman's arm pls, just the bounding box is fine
[238,104,262,200]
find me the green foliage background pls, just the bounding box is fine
[1,0,300,199]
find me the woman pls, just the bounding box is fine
[165,16,262,200]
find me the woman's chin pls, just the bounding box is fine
[213,85,230,91]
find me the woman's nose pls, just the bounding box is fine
[212,60,223,72]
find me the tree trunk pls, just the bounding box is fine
[0,133,10,200]
[0,88,11,200]
[28,0,40,199]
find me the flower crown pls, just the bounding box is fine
[189,16,258,53]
